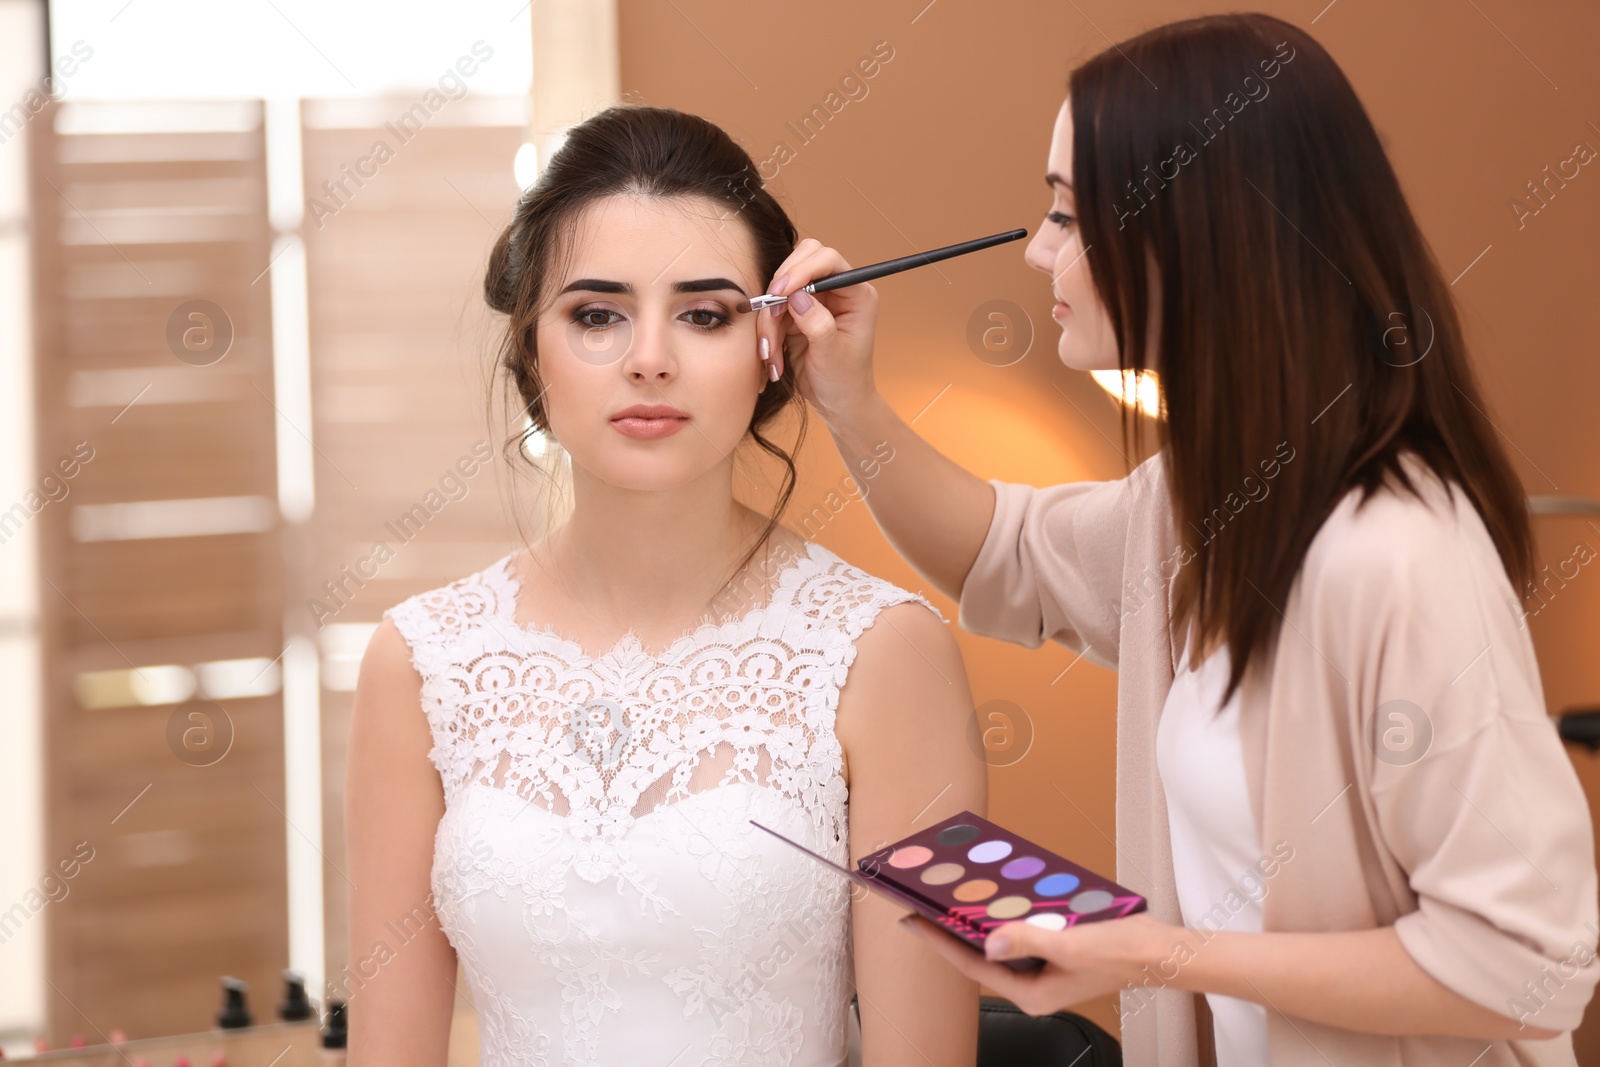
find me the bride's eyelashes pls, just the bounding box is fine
[569,303,734,334]
[572,305,623,330]
[1047,210,1076,229]
[682,305,733,331]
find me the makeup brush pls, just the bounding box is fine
[736,227,1027,314]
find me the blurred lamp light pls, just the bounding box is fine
[1091,369,1163,419]
[74,656,287,710]
[76,665,196,709]
[195,657,281,700]
[320,623,380,693]
[71,495,276,542]
[523,413,549,459]
[513,142,539,191]
[512,128,570,192]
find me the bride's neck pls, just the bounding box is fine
[544,466,766,616]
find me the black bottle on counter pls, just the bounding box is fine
[217,977,252,1029]
[279,970,315,1022]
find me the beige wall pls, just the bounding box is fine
[618,0,1600,1048]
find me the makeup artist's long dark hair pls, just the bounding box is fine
[1069,12,1533,701]
[484,104,805,586]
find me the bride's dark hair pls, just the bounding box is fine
[484,104,805,587]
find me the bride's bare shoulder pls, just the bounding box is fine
[833,593,985,832]
[358,616,421,690]
[847,598,965,692]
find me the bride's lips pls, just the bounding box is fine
[1052,301,1072,319]
[610,403,690,439]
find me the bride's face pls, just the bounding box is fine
[535,193,769,492]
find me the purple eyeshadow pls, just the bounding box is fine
[1000,856,1046,880]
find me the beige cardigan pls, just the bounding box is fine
[956,451,1599,1066]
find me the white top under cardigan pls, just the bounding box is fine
[1157,630,1269,1066]
[955,450,1599,1066]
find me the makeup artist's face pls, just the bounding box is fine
[535,194,767,492]
[1024,98,1121,372]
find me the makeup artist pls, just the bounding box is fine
[747,12,1598,1067]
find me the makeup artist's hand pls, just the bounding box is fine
[899,913,1183,1016]
[759,238,880,430]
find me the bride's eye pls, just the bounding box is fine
[572,306,623,329]
[683,307,731,331]
[1047,210,1076,229]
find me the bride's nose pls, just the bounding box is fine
[623,316,677,381]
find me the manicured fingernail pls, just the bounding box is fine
[768,362,781,382]
[759,336,770,362]
[789,289,814,315]
[986,935,1011,958]
[899,916,923,936]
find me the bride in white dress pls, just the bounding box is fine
[344,105,986,1067]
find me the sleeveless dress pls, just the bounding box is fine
[383,540,943,1067]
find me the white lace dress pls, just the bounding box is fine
[383,541,942,1067]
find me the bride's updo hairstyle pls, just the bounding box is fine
[484,105,805,577]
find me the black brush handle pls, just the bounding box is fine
[808,227,1028,293]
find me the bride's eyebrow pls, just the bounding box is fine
[556,278,748,297]
[673,278,747,297]
[558,279,629,295]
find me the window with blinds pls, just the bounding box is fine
[28,93,529,1042]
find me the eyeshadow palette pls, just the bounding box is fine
[751,811,1146,973]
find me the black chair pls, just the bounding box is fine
[1558,707,1600,750]
[851,994,1122,1066]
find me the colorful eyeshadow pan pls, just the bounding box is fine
[987,896,1032,919]
[952,879,998,902]
[935,823,981,846]
[967,839,1013,863]
[1027,912,1069,931]
[1034,872,1081,897]
[920,862,964,885]
[1001,856,1046,880]
[888,846,933,869]
[1068,889,1115,913]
